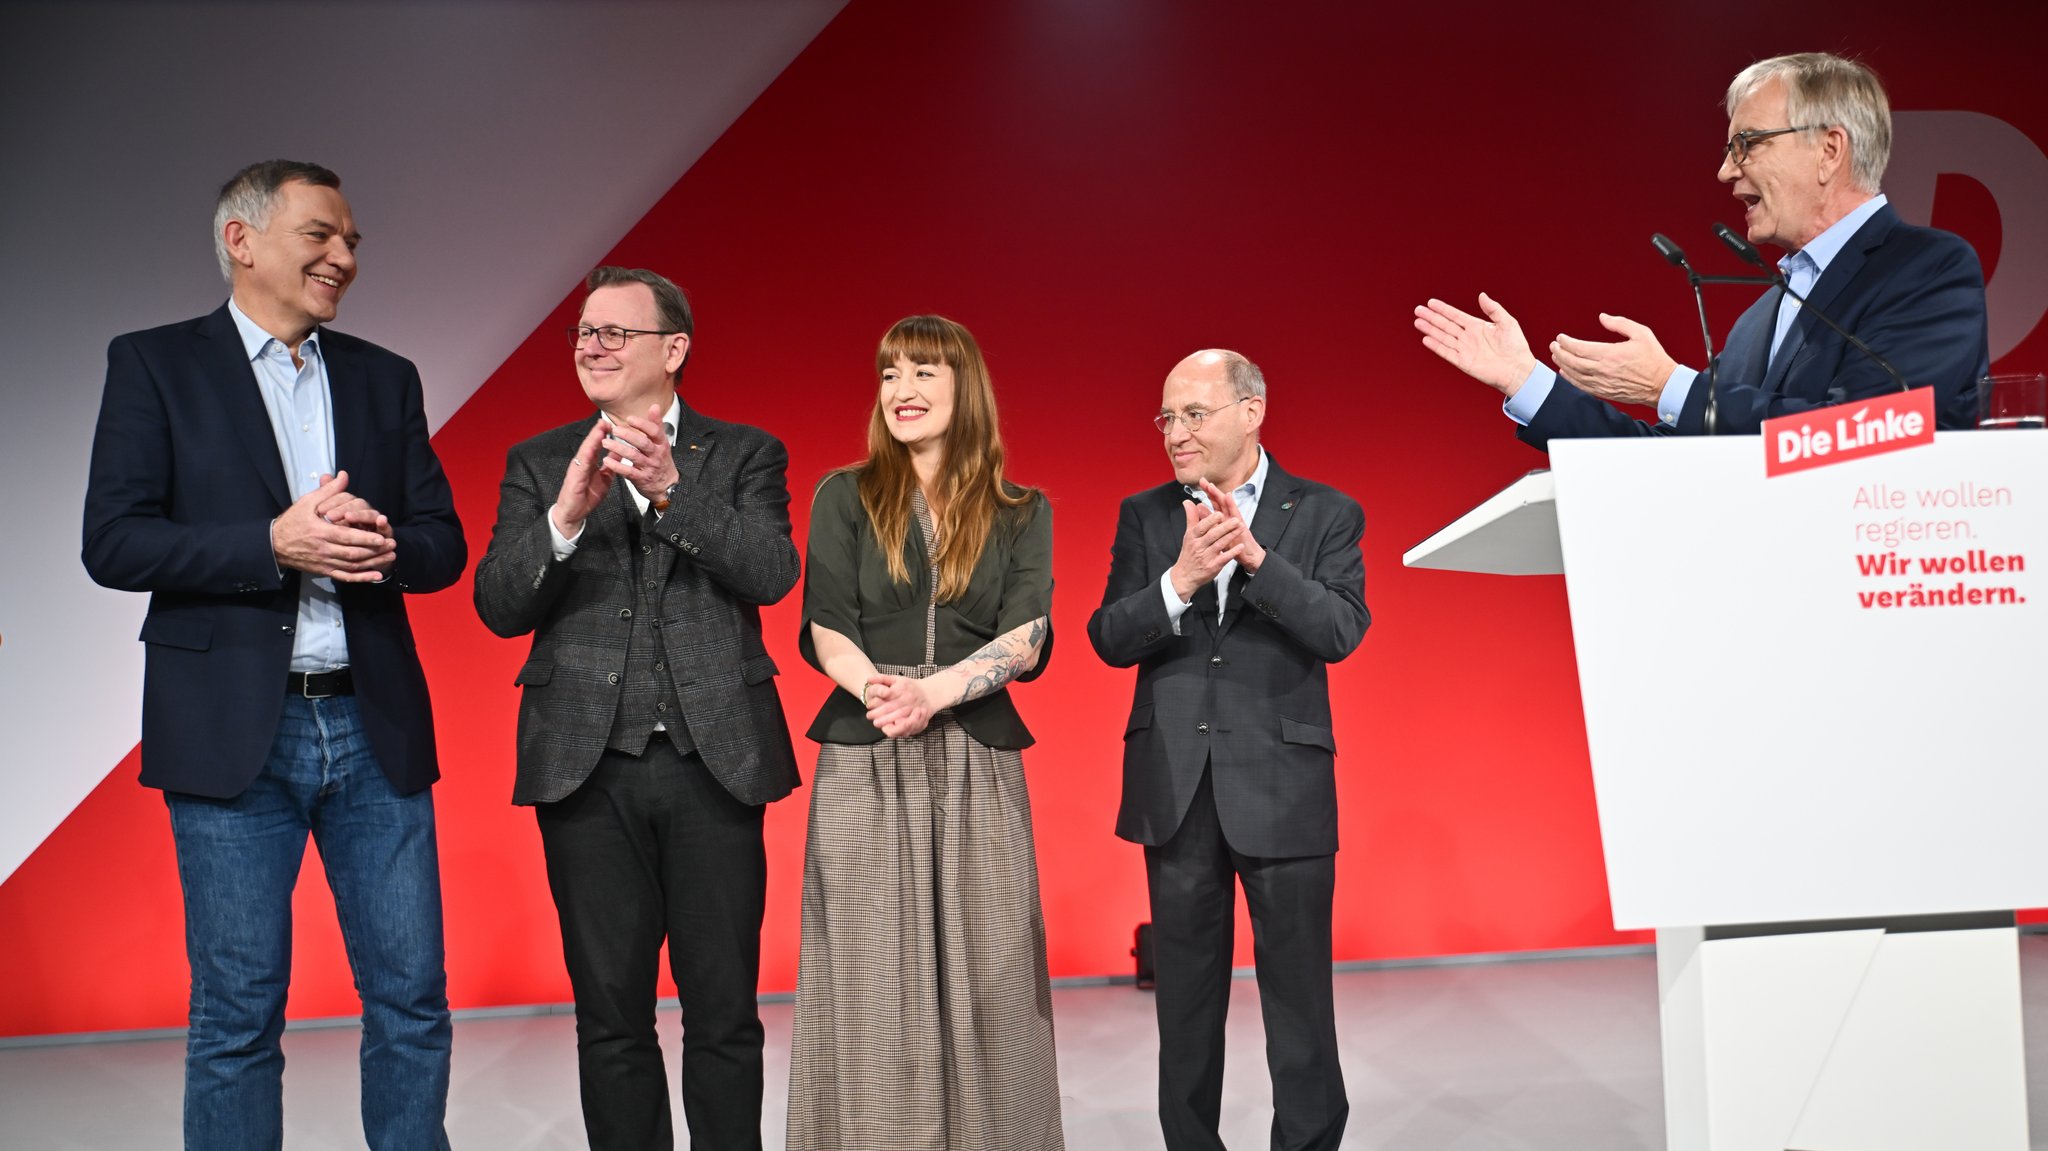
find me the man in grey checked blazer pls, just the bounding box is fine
[1089,349,1369,1151]
[474,266,799,1151]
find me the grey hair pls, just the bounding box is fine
[213,160,342,282]
[1726,53,1891,193]
[1217,349,1266,400]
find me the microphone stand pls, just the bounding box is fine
[1712,222,1912,397]
[1652,234,1775,435]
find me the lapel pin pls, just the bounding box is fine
[1281,501,1295,510]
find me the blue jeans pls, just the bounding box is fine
[165,694,452,1151]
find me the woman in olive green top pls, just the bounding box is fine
[786,315,1063,1150]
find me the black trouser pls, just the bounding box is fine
[1144,767,1348,1151]
[536,741,768,1151]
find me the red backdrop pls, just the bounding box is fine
[5,0,2043,1035]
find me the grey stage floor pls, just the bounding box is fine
[8,937,2048,1149]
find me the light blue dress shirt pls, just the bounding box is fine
[1504,194,1890,427]
[229,297,346,673]
[1159,446,1269,631]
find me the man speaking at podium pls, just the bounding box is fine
[1414,52,1988,448]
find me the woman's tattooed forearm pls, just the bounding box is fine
[954,618,1047,704]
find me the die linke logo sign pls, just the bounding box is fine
[1764,388,1937,477]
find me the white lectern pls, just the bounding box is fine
[1407,433,2048,1151]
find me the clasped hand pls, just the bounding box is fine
[863,674,943,739]
[271,470,395,583]
[1169,480,1263,602]
[552,404,680,537]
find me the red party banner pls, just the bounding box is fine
[1766,388,1938,477]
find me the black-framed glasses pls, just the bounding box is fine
[567,324,680,351]
[1722,125,1824,166]
[1154,394,1254,434]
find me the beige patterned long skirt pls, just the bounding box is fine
[785,678,1065,1150]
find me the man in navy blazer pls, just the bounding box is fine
[1090,350,1369,1151]
[1415,52,1989,447]
[82,160,465,1150]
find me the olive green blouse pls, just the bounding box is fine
[799,470,1053,748]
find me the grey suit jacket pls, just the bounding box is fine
[1087,454,1369,857]
[473,399,800,806]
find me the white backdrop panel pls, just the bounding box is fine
[0,0,849,883]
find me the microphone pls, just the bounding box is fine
[1712,222,1768,269]
[1650,233,1721,434]
[1712,222,1911,396]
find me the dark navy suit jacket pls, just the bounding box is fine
[83,304,466,799]
[1519,204,1988,450]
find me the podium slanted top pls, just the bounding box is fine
[1403,469,1560,575]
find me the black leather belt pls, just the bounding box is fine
[288,669,354,698]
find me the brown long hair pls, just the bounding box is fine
[847,315,1034,602]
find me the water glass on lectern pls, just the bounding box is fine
[1977,372,2048,429]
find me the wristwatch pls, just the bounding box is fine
[652,483,678,513]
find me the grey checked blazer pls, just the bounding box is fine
[1087,454,1369,857]
[474,399,801,806]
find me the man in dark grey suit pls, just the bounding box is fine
[1088,349,1370,1151]
[473,266,799,1151]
